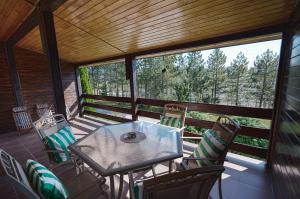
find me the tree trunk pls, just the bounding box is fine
[259,65,268,108]
[235,74,240,106]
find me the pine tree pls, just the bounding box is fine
[206,49,227,104]
[251,49,279,108]
[227,52,249,106]
[79,67,93,94]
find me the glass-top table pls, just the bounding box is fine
[69,121,183,176]
[69,121,183,198]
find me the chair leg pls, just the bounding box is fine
[128,172,135,199]
[152,165,157,177]
[169,160,174,173]
[117,174,124,199]
[218,175,223,199]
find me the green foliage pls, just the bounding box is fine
[79,67,95,111]
[250,49,279,108]
[206,49,227,104]
[226,52,249,106]
[80,46,279,156]
[79,67,93,94]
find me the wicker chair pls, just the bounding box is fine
[179,115,240,199]
[0,149,105,199]
[161,103,187,132]
[36,103,54,118]
[129,165,224,199]
[32,114,82,171]
[160,104,187,173]
[12,106,33,135]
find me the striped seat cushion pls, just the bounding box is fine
[26,159,69,199]
[193,129,228,167]
[133,182,143,199]
[160,115,182,128]
[46,126,76,163]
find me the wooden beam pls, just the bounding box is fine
[126,55,138,121]
[4,44,24,106]
[81,94,131,103]
[6,0,66,46]
[137,98,273,119]
[82,102,131,114]
[6,9,39,46]
[39,10,66,117]
[77,24,284,66]
[266,3,300,167]
[83,110,132,123]
[75,68,83,117]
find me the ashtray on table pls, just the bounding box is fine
[120,131,146,143]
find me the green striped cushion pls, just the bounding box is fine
[160,116,182,128]
[26,159,69,199]
[193,129,228,167]
[46,126,76,163]
[133,182,143,199]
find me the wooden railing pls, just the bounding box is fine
[80,94,273,159]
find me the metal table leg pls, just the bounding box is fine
[128,172,135,199]
[117,174,124,199]
[110,175,115,199]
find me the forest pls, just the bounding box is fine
[79,47,279,154]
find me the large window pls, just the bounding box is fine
[79,61,130,97]
[136,40,281,109]
[79,40,282,155]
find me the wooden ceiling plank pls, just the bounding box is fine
[85,0,203,33]
[54,0,80,15]
[15,0,294,63]
[101,0,287,38]
[87,0,254,35]
[59,0,107,21]
[72,0,138,26]
[76,24,283,66]
[106,4,288,47]
[116,15,285,52]
[114,12,286,50]
[74,0,163,28]
[97,0,286,41]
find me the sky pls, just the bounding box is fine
[200,39,282,68]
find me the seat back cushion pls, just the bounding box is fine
[46,126,76,163]
[134,181,144,199]
[160,115,183,128]
[193,129,228,167]
[26,159,69,199]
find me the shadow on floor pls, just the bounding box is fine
[0,116,274,199]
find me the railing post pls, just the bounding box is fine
[75,67,83,117]
[4,44,24,106]
[126,55,138,121]
[39,10,66,117]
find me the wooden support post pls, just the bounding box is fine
[266,26,290,168]
[75,67,83,117]
[126,55,138,121]
[39,10,66,117]
[4,44,24,106]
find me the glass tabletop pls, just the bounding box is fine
[69,121,183,176]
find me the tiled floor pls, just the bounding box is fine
[0,116,274,199]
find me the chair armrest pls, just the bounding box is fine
[52,114,68,123]
[183,157,222,165]
[45,149,72,155]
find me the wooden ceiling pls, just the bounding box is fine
[0,0,36,41]
[1,0,296,64]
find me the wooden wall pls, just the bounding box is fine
[61,62,79,117]
[272,2,300,198]
[0,47,78,133]
[0,45,16,133]
[14,48,55,120]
